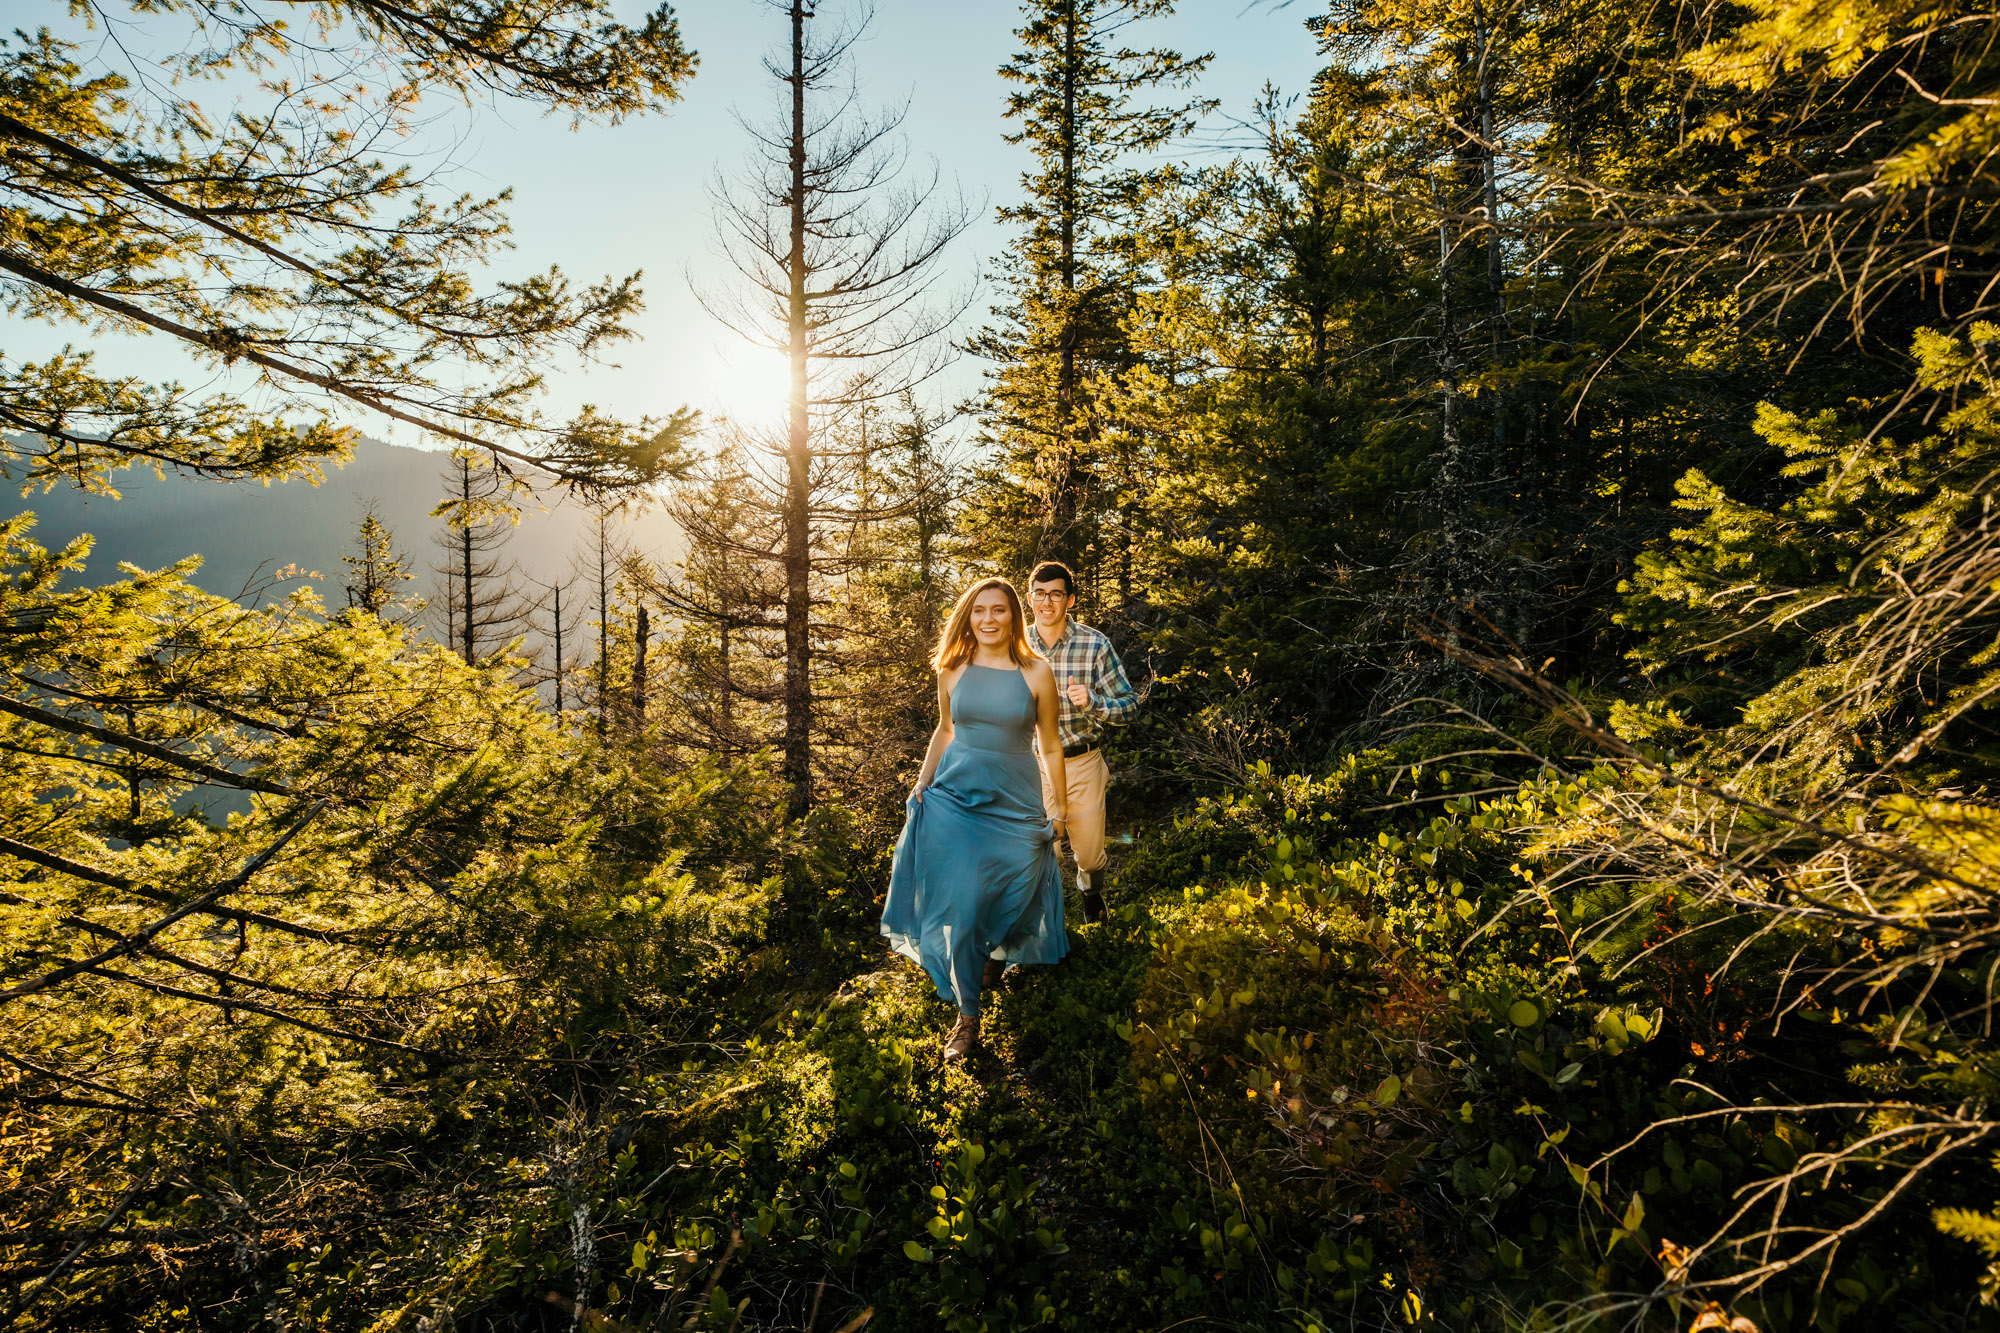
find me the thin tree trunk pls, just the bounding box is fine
[552,581,565,713]
[783,0,813,819]
[632,604,649,728]
[917,494,937,652]
[1474,5,1515,510]
[1118,502,1132,608]
[1475,4,1503,334]
[717,532,734,746]
[458,460,475,665]
[596,513,610,735]
[1049,0,1081,558]
[718,621,733,745]
[1436,185,1467,652]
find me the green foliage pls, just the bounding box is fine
[2,0,696,496]
[26,0,2000,1325]
[18,510,2000,1328]
[1937,1189,2000,1308]
[967,0,1213,578]
[1619,325,2000,793]
[0,518,781,1328]
[902,1140,1071,1331]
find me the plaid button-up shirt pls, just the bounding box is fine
[1029,619,1139,751]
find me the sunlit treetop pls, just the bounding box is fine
[106,0,697,120]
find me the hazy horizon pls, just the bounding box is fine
[4,433,681,610]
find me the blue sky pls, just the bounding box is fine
[17,1,1327,446]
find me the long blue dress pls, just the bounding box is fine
[882,663,1068,1014]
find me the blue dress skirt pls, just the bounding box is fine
[882,663,1068,1014]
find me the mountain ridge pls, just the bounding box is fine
[3,436,682,614]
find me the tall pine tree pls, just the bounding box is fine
[966,0,1211,594]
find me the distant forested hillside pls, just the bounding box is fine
[2,435,679,604]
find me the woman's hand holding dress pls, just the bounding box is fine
[881,663,1070,1015]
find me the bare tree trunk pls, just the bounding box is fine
[1435,185,1468,653]
[632,604,649,729]
[458,462,475,665]
[782,0,814,819]
[697,1,968,807]
[596,512,611,736]
[551,580,565,713]
[718,546,734,745]
[1470,4,1510,514]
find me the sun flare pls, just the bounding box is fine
[698,345,794,428]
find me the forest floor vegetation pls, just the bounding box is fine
[319,739,1996,1333]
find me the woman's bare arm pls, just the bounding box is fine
[913,668,958,798]
[1029,661,1068,826]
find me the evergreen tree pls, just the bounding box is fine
[537,576,581,713]
[0,514,778,1325]
[27,0,2000,1326]
[429,451,529,665]
[0,9,707,1303]
[816,401,963,812]
[640,403,958,815]
[966,0,1211,590]
[588,504,628,735]
[341,504,418,622]
[568,505,666,741]
[1106,95,1424,763]
[645,432,785,761]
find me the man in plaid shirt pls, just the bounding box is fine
[1026,560,1140,923]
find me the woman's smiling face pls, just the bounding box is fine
[970,587,1013,647]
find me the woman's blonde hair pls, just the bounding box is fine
[932,577,1042,672]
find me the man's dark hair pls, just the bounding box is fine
[1028,560,1075,596]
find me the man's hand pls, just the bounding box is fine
[1065,676,1090,708]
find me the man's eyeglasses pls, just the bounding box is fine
[1028,589,1071,604]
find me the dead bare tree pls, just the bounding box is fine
[693,0,973,818]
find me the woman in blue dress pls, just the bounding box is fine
[881,576,1070,1060]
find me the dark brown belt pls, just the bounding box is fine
[1061,740,1097,759]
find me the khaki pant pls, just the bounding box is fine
[1040,748,1109,874]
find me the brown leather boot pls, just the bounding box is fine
[942,1012,979,1062]
[982,957,1005,990]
